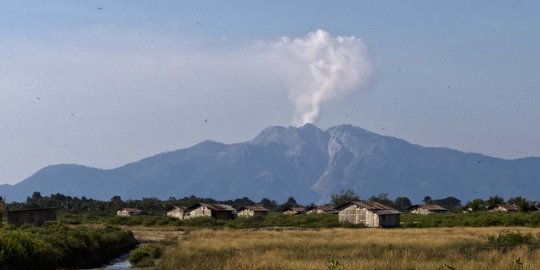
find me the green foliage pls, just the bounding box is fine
[225,212,341,229]
[0,196,5,225]
[394,197,413,212]
[432,197,462,212]
[369,193,393,207]
[128,244,162,267]
[487,231,538,248]
[514,258,524,270]
[0,224,137,270]
[330,190,359,207]
[105,216,182,227]
[326,252,345,270]
[401,212,540,228]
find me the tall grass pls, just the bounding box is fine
[158,227,540,270]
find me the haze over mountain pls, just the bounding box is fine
[2,124,539,203]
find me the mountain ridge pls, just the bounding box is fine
[1,124,539,203]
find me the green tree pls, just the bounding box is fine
[259,198,278,211]
[394,197,412,211]
[508,197,535,212]
[277,197,302,212]
[0,196,5,225]
[369,193,393,207]
[486,195,504,207]
[423,196,433,204]
[330,189,360,207]
[433,197,462,212]
[465,198,486,212]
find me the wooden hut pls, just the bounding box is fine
[283,207,306,215]
[7,207,57,227]
[236,205,270,217]
[184,203,236,220]
[337,201,400,228]
[306,205,338,214]
[166,206,188,220]
[116,208,143,216]
[409,204,448,215]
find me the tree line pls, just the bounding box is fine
[2,191,538,216]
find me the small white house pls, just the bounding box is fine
[409,204,448,215]
[236,205,270,217]
[337,201,400,228]
[184,203,236,220]
[116,208,143,217]
[166,206,188,220]
[306,205,337,214]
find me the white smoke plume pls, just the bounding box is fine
[269,30,373,126]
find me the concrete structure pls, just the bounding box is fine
[283,207,306,215]
[184,203,236,219]
[7,207,57,226]
[117,208,143,216]
[409,204,448,215]
[237,205,270,217]
[306,205,337,214]
[166,206,188,220]
[337,201,400,228]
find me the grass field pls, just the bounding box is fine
[158,227,540,270]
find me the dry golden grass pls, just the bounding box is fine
[158,227,540,270]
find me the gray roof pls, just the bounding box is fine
[187,203,236,212]
[337,201,400,215]
[238,205,270,212]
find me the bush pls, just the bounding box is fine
[128,244,162,267]
[487,231,538,249]
[0,224,137,270]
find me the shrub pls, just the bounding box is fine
[487,231,537,249]
[0,224,137,270]
[128,244,162,267]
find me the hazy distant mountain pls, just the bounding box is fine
[2,124,540,203]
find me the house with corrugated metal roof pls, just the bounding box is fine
[184,203,236,219]
[337,201,400,228]
[306,205,338,214]
[409,204,448,215]
[116,208,143,216]
[236,205,270,217]
[167,206,188,220]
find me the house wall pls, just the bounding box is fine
[411,208,430,215]
[117,210,129,216]
[237,209,254,217]
[7,209,56,227]
[238,210,267,217]
[339,205,370,225]
[378,214,400,227]
[338,205,358,224]
[167,208,186,220]
[213,211,234,219]
[339,205,399,228]
[366,210,377,227]
[186,206,212,219]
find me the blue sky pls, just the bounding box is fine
[1,1,539,184]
